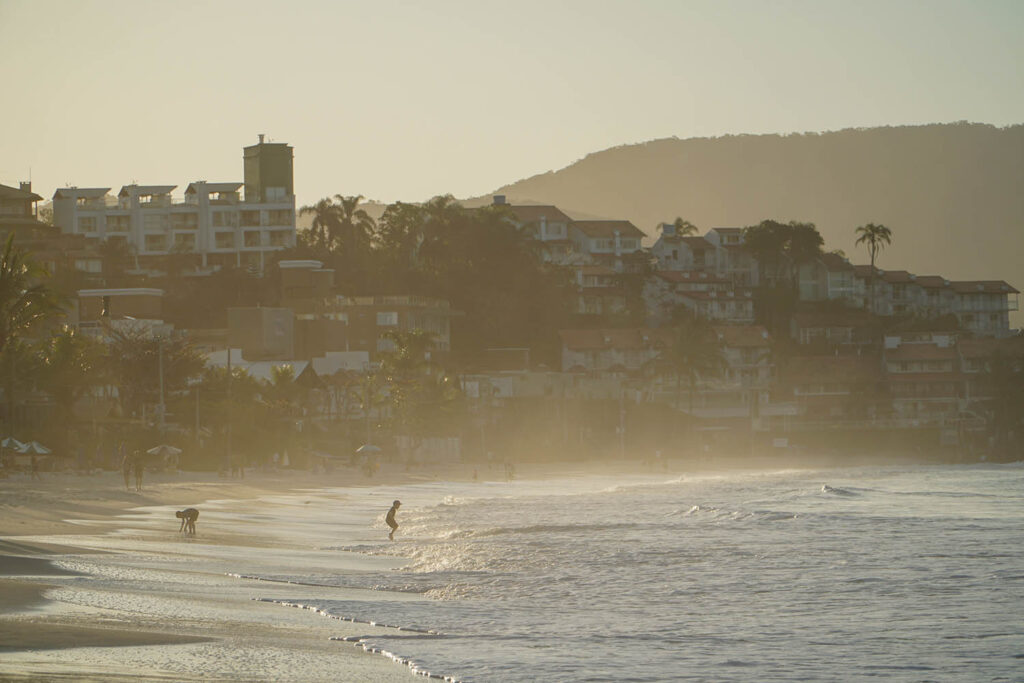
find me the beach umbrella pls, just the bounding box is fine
[1,437,26,451]
[20,441,52,455]
[146,444,183,458]
[355,444,382,455]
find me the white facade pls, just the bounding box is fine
[53,182,295,272]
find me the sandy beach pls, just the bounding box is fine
[0,465,471,682]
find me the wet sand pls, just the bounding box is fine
[0,467,452,682]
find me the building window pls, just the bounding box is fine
[143,213,166,231]
[215,232,235,249]
[79,216,97,233]
[74,259,102,273]
[144,234,166,252]
[243,231,262,247]
[107,215,130,231]
[171,213,198,230]
[268,230,291,247]
[212,211,237,228]
[267,209,292,225]
[241,210,261,226]
[174,233,195,250]
[376,311,398,326]
[377,336,396,353]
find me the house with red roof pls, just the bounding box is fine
[558,328,673,373]
[569,220,647,273]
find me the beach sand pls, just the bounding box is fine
[0,466,458,682]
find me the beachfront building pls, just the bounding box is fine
[558,328,673,373]
[494,197,578,264]
[882,333,962,422]
[650,223,717,273]
[332,295,458,362]
[642,270,734,327]
[569,220,648,273]
[76,288,170,339]
[52,137,296,274]
[573,265,628,319]
[703,227,760,287]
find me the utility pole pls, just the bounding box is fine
[157,337,165,434]
[225,348,232,472]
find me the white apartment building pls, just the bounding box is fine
[52,138,296,273]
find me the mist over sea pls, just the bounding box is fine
[243,464,1024,681]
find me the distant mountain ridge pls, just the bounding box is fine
[470,123,1024,316]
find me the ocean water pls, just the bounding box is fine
[249,464,1024,682]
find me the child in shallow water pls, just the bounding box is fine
[176,508,199,535]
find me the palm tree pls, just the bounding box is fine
[333,194,376,253]
[854,223,893,313]
[656,312,725,415]
[0,234,62,355]
[672,217,698,236]
[298,197,340,251]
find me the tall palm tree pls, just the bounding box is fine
[298,197,340,251]
[672,217,698,236]
[0,234,62,355]
[332,194,376,253]
[657,312,725,415]
[854,223,893,313]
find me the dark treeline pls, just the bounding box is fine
[279,194,578,366]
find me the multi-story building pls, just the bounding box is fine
[650,223,716,272]
[558,328,673,373]
[882,333,962,421]
[643,270,732,327]
[704,227,759,287]
[52,137,296,273]
[334,295,457,362]
[495,197,577,264]
[569,220,647,273]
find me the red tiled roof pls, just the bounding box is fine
[915,275,949,289]
[782,356,882,384]
[959,336,1024,359]
[572,220,647,239]
[507,205,572,225]
[881,270,915,284]
[853,265,880,278]
[949,280,1019,295]
[885,343,958,361]
[713,325,771,347]
[709,227,742,234]
[558,328,674,350]
[0,183,43,202]
[681,236,714,249]
[819,253,854,272]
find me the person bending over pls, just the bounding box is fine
[176,508,199,535]
[385,500,401,541]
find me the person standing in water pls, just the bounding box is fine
[385,499,401,541]
[121,449,132,491]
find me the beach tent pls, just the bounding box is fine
[355,444,382,455]
[1,437,26,451]
[146,444,183,470]
[146,444,183,458]
[20,441,52,455]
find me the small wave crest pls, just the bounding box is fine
[822,485,857,496]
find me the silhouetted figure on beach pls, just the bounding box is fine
[121,451,132,490]
[386,499,401,541]
[176,508,199,535]
[30,454,41,480]
[133,451,144,491]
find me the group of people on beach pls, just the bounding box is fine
[168,499,402,540]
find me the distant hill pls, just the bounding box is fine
[472,122,1024,321]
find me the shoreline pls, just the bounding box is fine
[0,455,1008,681]
[0,466,460,682]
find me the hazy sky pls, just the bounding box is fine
[2,0,1022,208]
